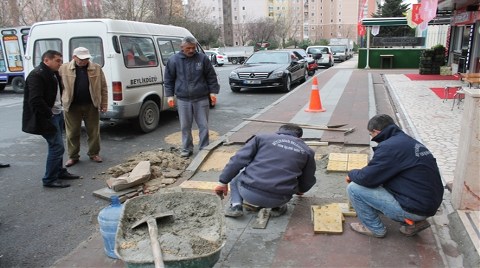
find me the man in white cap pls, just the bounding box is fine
[59,47,108,167]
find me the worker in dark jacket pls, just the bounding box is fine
[347,114,444,238]
[164,36,220,158]
[214,124,317,218]
[22,50,80,188]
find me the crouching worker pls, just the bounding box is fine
[214,124,316,218]
[346,114,444,238]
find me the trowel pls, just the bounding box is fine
[131,212,174,268]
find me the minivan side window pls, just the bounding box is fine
[157,38,182,66]
[70,37,104,66]
[33,39,62,67]
[120,36,157,68]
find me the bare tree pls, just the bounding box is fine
[19,0,61,25]
[102,0,155,22]
[275,9,302,48]
[247,18,276,47]
[0,1,11,26]
[85,0,103,18]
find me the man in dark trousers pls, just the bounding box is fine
[164,36,219,157]
[22,50,80,188]
[214,124,317,217]
[59,47,108,167]
[346,114,444,238]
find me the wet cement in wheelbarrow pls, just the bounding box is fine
[116,191,225,263]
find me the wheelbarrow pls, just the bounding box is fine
[114,189,226,268]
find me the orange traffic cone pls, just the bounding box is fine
[305,76,326,112]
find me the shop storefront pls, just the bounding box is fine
[449,10,480,73]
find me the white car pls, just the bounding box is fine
[204,50,228,66]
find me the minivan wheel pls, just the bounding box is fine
[12,77,25,93]
[136,100,159,133]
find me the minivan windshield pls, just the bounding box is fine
[330,46,346,53]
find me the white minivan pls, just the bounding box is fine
[24,19,199,132]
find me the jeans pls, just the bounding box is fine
[229,173,290,208]
[347,182,427,235]
[64,103,101,159]
[41,113,66,184]
[177,98,210,152]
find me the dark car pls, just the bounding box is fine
[229,50,308,93]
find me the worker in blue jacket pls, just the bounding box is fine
[214,124,317,218]
[347,114,444,238]
[164,36,220,158]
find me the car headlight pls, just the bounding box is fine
[229,72,238,79]
[273,70,284,78]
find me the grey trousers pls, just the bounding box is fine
[176,97,210,152]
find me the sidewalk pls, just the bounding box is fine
[53,59,478,267]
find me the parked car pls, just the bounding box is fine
[229,50,308,93]
[204,50,228,66]
[306,46,334,68]
[283,48,318,76]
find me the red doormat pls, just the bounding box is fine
[405,74,459,81]
[430,87,459,99]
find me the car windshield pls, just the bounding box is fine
[330,46,345,53]
[307,47,328,54]
[246,52,289,64]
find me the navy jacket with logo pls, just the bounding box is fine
[348,124,444,216]
[219,130,317,199]
[164,51,219,101]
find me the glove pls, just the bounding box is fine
[210,94,217,106]
[167,97,175,108]
[214,183,228,199]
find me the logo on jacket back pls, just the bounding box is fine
[414,143,432,157]
[272,139,306,154]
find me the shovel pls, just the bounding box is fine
[131,212,174,268]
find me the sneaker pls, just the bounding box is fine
[399,220,431,237]
[270,204,288,217]
[350,222,386,238]
[180,150,192,157]
[225,205,243,218]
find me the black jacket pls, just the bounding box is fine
[22,62,63,135]
[348,124,444,216]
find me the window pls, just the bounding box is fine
[33,39,62,67]
[120,36,158,67]
[70,37,104,66]
[2,34,24,72]
[157,38,182,66]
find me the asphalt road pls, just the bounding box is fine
[0,63,308,267]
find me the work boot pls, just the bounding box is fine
[350,222,386,238]
[270,204,288,217]
[399,220,431,237]
[225,205,243,218]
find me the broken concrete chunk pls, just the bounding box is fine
[163,169,183,178]
[108,161,152,192]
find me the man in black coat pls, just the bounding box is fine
[346,114,444,238]
[22,50,79,188]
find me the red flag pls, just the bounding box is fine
[358,23,366,36]
[412,4,423,25]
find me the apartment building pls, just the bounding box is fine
[211,0,363,46]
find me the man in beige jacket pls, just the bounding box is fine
[59,47,108,167]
